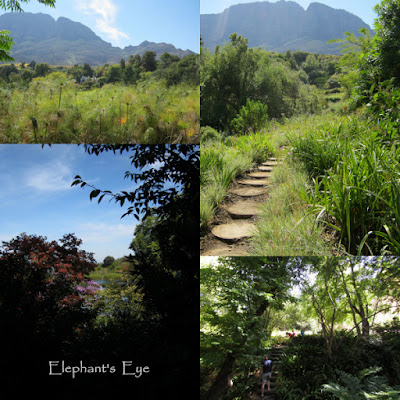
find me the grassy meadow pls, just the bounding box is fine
[0,54,199,143]
[0,74,199,143]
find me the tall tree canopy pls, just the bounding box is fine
[201,257,305,400]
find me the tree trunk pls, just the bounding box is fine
[206,299,270,400]
[206,353,236,400]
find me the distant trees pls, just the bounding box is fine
[102,255,115,268]
[104,64,122,83]
[0,52,198,89]
[0,63,18,82]
[34,62,51,77]
[141,50,157,72]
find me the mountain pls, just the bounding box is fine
[0,12,194,65]
[201,0,373,55]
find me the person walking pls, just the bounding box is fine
[260,354,274,398]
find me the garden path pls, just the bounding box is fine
[248,344,286,400]
[200,157,282,256]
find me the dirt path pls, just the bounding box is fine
[200,157,282,256]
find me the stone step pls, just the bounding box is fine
[230,187,267,197]
[257,165,273,172]
[247,171,273,179]
[225,201,260,218]
[237,178,270,186]
[201,246,249,256]
[262,161,280,167]
[211,221,255,241]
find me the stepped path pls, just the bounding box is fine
[200,157,282,256]
[248,344,287,400]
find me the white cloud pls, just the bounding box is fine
[26,162,73,192]
[77,222,135,244]
[75,221,137,262]
[75,0,129,44]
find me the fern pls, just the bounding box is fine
[322,367,400,400]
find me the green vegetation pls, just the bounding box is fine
[200,0,400,256]
[89,256,129,282]
[0,53,199,143]
[200,257,400,400]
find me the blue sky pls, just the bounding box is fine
[0,0,199,52]
[201,0,379,29]
[0,145,148,263]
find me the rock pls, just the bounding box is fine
[230,187,267,197]
[226,201,260,218]
[237,178,270,186]
[211,221,255,240]
[247,171,273,178]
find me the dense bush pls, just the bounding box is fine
[200,34,333,132]
[277,333,400,400]
[231,98,269,134]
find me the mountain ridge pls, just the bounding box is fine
[201,0,373,55]
[0,12,194,65]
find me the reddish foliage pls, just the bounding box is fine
[0,233,97,309]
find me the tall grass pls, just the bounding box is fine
[287,114,400,255]
[250,161,332,256]
[0,72,199,143]
[313,134,400,255]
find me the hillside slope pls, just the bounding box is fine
[0,12,194,65]
[201,0,373,54]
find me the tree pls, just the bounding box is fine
[0,232,97,383]
[28,59,36,70]
[71,144,199,308]
[141,51,157,72]
[0,30,14,62]
[329,28,373,98]
[129,54,142,67]
[201,257,304,400]
[123,63,141,85]
[201,33,258,131]
[71,145,199,397]
[120,58,126,70]
[0,1,56,61]
[34,62,51,77]
[303,258,346,357]
[102,255,115,268]
[374,0,400,85]
[0,63,18,82]
[159,52,180,68]
[105,64,122,83]
[82,62,94,77]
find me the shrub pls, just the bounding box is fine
[200,125,223,142]
[231,99,268,134]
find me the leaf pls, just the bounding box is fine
[89,189,100,201]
